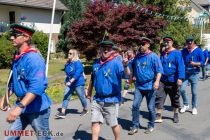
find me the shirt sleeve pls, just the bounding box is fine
[26,57,47,96]
[153,54,164,75]
[177,52,185,79]
[72,61,84,80]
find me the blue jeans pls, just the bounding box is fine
[62,86,87,110]
[5,108,51,140]
[131,89,156,129]
[180,73,199,108]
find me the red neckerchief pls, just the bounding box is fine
[137,50,152,58]
[164,48,176,56]
[14,47,37,61]
[100,53,120,66]
[187,46,197,53]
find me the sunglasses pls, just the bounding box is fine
[139,42,147,46]
[12,33,25,39]
[68,52,73,55]
[100,46,113,52]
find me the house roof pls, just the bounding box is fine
[191,0,210,16]
[193,0,210,6]
[0,0,68,11]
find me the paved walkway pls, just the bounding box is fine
[0,78,210,140]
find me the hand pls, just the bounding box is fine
[153,81,159,90]
[125,80,130,84]
[189,61,195,66]
[66,82,71,86]
[122,53,129,67]
[6,107,22,123]
[0,95,8,111]
[177,79,182,86]
[132,76,136,81]
[85,90,92,102]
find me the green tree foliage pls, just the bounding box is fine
[141,0,200,46]
[0,33,14,68]
[32,31,49,60]
[59,0,89,54]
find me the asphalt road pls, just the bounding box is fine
[0,78,210,140]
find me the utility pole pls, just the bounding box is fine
[46,0,56,76]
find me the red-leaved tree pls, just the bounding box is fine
[68,1,167,60]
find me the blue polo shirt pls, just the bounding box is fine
[133,52,163,90]
[10,52,52,113]
[182,47,205,74]
[92,57,124,103]
[65,60,85,87]
[160,50,185,82]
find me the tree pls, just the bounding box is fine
[141,0,200,46]
[68,1,167,59]
[0,33,14,68]
[59,0,89,55]
[32,31,49,60]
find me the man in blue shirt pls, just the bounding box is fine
[86,41,130,140]
[155,36,185,123]
[180,36,205,115]
[128,37,163,135]
[0,24,52,140]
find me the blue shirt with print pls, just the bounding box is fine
[10,52,52,113]
[160,50,185,82]
[92,57,124,103]
[182,47,205,74]
[65,60,85,87]
[133,52,163,90]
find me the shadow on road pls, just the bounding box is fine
[118,117,147,131]
[72,124,106,140]
[163,105,173,112]
[57,108,80,115]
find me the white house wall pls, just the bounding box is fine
[0,5,62,33]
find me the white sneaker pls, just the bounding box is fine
[192,108,197,115]
[180,105,189,113]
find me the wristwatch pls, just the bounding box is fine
[18,102,25,108]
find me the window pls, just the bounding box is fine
[9,11,15,24]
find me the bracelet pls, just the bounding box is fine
[18,102,25,108]
[124,64,128,67]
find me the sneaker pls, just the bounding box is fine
[55,112,66,119]
[192,108,197,115]
[128,127,138,135]
[173,113,179,123]
[180,105,189,113]
[155,113,163,123]
[144,127,154,134]
[80,109,89,116]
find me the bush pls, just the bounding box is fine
[0,33,14,68]
[32,31,49,60]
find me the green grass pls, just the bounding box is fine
[48,59,66,76]
[0,59,132,104]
